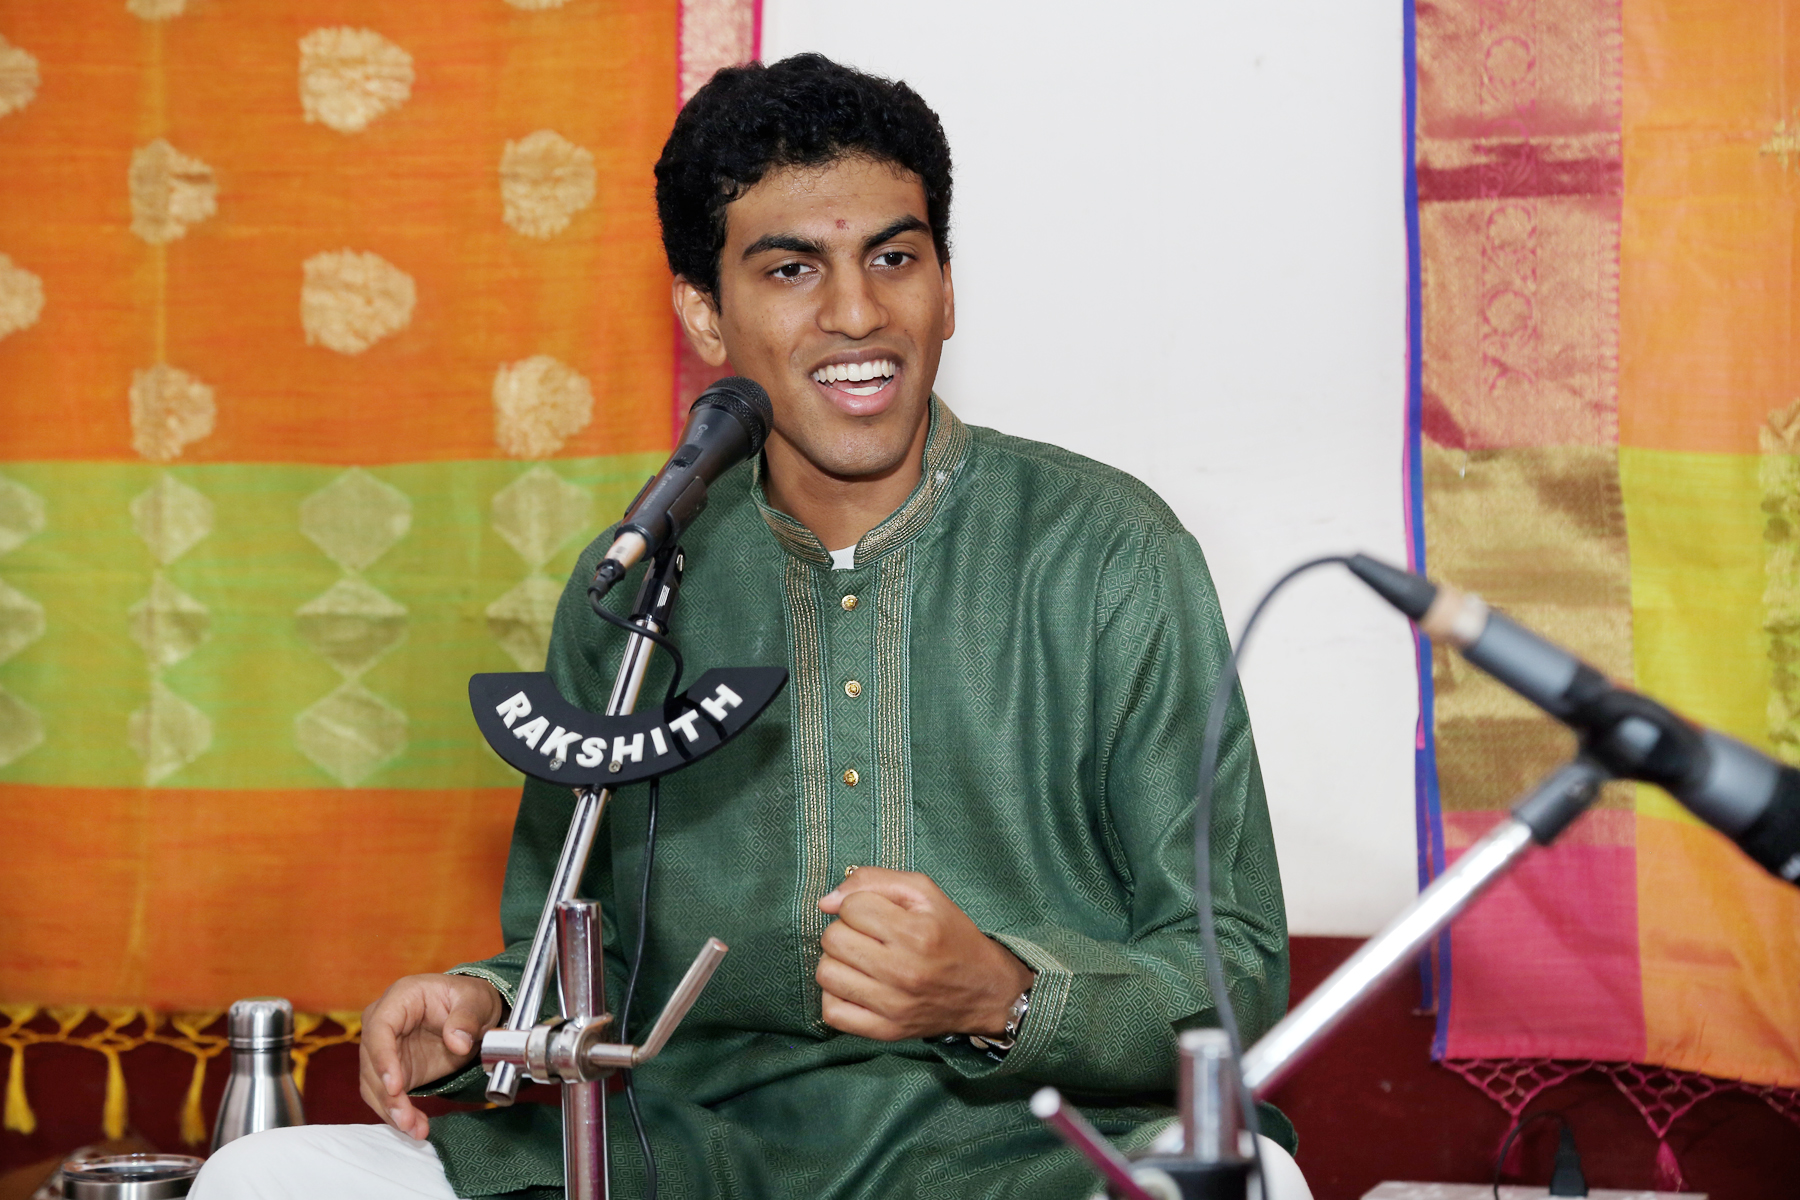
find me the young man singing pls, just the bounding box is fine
[196,54,1296,1199]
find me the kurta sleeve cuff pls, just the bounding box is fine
[408,964,521,1101]
[927,931,1074,1081]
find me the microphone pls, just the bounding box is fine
[589,377,773,602]
[1347,554,1800,887]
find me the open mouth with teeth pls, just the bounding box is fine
[811,358,897,398]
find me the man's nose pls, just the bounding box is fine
[818,267,886,340]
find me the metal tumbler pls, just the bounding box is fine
[59,1154,203,1199]
[210,997,306,1152]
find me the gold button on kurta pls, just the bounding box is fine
[841,594,858,610]
[844,679,862,697]
[841,768,859,787]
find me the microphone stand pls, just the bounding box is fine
[479,546,730,1200]
[1037,754,1613,1199]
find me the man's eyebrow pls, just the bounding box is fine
[741,232,824,259]
[862,215,930,251]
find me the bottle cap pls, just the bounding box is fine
[227,996,294,1049]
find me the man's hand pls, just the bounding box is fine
[358,973,506,1140]
[816,867,1035,1042]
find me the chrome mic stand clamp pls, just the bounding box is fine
[1034,1029,1252,1200]
[480,900,728,1200]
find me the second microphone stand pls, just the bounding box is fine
[1039,753,1613,1200]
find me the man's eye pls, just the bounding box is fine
[771,262,813,280]
[874,251,911,269]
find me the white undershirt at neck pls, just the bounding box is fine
[830,546,856,571]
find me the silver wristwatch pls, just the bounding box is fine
[968,987,1032,1057]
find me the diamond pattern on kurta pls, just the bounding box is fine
[0,254,44,341]
[129,364,215,463]
[129,140,218,245]
[299,469,412,571]
[0,36,38,118]
[298,28,414,135]
[295,682,406,787]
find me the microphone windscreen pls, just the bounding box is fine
[693,377,774,455]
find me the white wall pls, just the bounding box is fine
[763,1,1416,936]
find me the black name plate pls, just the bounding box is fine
[469,667,788,787]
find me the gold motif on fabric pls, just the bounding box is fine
[0,580,44,668]
[295,681,407,787]
[499,131,597,240]
[874,548,911,871]
[298,469,413,571]
[128,573,211,669]
[130,474,213,566]
[678,0,757,103]
[782,558,833,1029]
[298,27,414,135]
[493,356,595,457]
[485,575,563,670]
[1760,402,1800,762]
[128,364,215,463]
[0,35,39,118]
[129,140,217,245]
[491,465,593,566]
[1423,442,1634,814]
[301,249,416,355]
[1761,121,1800,169]
[0,689,43,767]
[128,679,213,785]
[126,0,189,19]
[0,474,47,556]
[296,578,408,676]
[295,471,413,783]
[0,253,45,341]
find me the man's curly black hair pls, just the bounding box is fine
[655,53,953,300]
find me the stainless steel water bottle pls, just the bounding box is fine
[210,997,306,1152]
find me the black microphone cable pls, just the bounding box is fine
[594,578,688,1200]
[1193,554,1350,1191]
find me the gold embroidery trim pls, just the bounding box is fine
[782,558,833,1029]
[874,547,911,871]
[751,395,973,566]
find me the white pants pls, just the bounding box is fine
[190,1122,1312,1200]
[191,1124,457,1199]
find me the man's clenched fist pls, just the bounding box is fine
[358,973,506,1139]
[816,867,1035,1042]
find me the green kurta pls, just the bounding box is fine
[425,398,1290,1199]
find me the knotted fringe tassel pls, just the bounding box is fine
[4,1046,35,1135]
[1653,1139,1684,1192]
[101,1049,127,1139]
[180,1052,209,1146]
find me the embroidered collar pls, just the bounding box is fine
[752,394,972,568]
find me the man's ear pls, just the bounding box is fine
[673,277,730,368]
[940,260,955,342]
